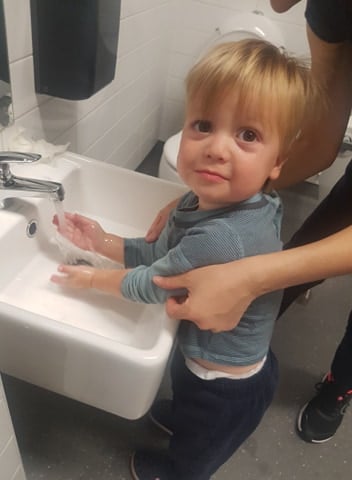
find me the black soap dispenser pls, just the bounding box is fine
[30,0,121,100]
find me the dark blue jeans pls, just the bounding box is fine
[168,347,279,480]
[279,159,352,390]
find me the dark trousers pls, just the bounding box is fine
[168,347,279,480]
[279,159,352,390]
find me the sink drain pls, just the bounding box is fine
[26,219,38,237]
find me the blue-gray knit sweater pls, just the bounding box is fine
[122,191,283,366]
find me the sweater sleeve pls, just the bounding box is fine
[124,224,170,268]
[121,222,244,304]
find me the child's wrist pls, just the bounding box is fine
[88,269,95,289]
[89,268,122,297]
[101,234,116,255]
[100,234,124,263]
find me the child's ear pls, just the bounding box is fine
[268,156,286,181]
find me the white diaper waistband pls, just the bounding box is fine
[185,356,267,381]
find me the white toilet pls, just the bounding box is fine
[158,12,286,184]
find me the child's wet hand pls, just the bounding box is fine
[52,212,105,252]
[50,264,94,289]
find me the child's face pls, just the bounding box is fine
[177,94,283,210]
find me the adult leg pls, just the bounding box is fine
[279,160,352,442]
[279,159,352,315]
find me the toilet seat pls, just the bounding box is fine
[162,131,182,172]
[159,12,286,182]
[215,13,285,49]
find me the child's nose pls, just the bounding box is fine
[205,133,232,162]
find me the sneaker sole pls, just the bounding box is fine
[296,402,334,444]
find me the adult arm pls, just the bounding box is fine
[154,226,352,331]
[272,21,352,189]
[270,0,301,13]
[144,197,180,242]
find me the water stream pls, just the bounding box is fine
[52,200,120,268]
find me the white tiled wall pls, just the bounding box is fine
[0,376,26,480]
[0,0,173,170]
[159,0,309,140]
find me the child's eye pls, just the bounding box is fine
[193,120,212,133]
[238,129,258,142]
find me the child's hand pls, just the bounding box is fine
[50,264,95,289]
[52,212,106,252]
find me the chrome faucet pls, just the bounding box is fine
[0,151,65,208]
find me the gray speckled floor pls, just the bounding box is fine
[2,143,351,479]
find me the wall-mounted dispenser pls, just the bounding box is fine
[30,0,121,100]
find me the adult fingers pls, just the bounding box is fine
[153,273,189,291]
[145,213,165,243]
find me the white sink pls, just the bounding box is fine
[0,152,186,419]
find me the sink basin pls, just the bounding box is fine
[0,152,186,419]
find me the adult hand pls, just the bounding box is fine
[53,212,106,252]
[50,264,94,289]
[145,198,180,242]
[153,261,257,333]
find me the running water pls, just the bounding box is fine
[54,200,67,234]
[52,199,79,264]
[52,200,120,268]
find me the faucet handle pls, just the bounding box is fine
[0,152,42,185]
[0,151,41,164]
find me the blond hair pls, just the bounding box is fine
[186,39,320,156]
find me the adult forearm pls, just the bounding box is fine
[145,197,180,242]
[270,0,301,13]
[272,26,352,190]
[248,226,352,297]
[153,226,352,331]
[272,130,339,190]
